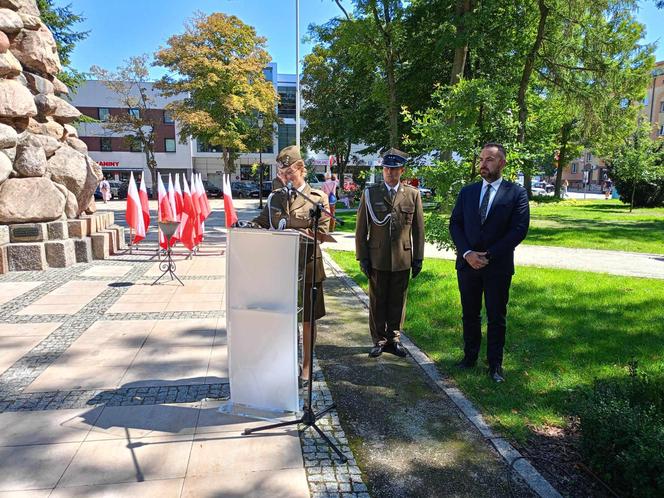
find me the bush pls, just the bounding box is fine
[578,362,664,497]
[610,175,664,208]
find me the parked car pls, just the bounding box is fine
[117,181,152,199]
[533,181,554,194]
[307,172,325,189]
[231,181,259,198]
[531,183,547,196]
[261,181,272,197]
[418,186,433,199]
[202,180,222,198]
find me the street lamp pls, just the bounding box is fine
[258,114,264,209]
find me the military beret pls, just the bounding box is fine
[382,148,409,167]
[276,145,302,168]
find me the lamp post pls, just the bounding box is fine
[258,114,264,209]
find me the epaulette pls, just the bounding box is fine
[402,183,418,191]
[310,188,326,198]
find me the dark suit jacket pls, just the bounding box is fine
[449,179,529,275]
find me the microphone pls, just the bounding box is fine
[285,181,297,199]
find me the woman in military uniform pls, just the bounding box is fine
[252,146,331,386]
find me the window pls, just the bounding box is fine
[571,163,577,174]
[100,137,112,152]
[278,86,296,118]
[278,123,296,151]
[263,67,273,82]
[128,137,142,152]
[660,125,664,136]
[660,101,664,113]
[586,152,592,161]
[197,140,223,153]
[165,138,176,152]
[128,108,140,118]
[163,110,174,124]
[98,108,110,122]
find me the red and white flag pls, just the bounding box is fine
[126,172,145,244]
[167,173,179,243]
[138,174,151,236]
[179,175,197,251]
[198,174,212,220]
[174,173,184,220]
[223,174,238,227]
[157,175,174,250]
[190,174,203,245]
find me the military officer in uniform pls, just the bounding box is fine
[355,148,425,358]
[252,145,330,385]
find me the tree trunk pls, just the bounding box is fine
[517,0,549,198]
[386,53,399,147]
[554,122,571,199]
[630,177,636,212]
[144,149,158,200]
[450,0,471,85]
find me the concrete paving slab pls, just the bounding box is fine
[0,323,60,374]
[0,442,80,492]
[119,347,212,387]
[0,407,102,447]
[187,429,303,476]
[85,403,200,441]
[0,491,51,498]
[50,478,184,498]
[0,281,42,306]
[80,265,133,277]
[71,320,156,349]
[57,435,193,488]
[25,364,130,393]
[181,468,309,498]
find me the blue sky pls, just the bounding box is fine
[56,0,664,80]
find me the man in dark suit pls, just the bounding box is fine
[449,143,529,382]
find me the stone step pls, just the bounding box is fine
[6,242,48,271]
[45,239,75,268]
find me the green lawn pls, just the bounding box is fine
[329,249,664,442]
[334,200,664,254]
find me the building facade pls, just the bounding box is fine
[71,64,380,189]
[645,60,664,140]
[71,80,193,187]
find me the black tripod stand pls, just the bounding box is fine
[243,189,346,462]
[152,221,184,286]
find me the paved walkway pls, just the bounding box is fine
[0,201,362,497]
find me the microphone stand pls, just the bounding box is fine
[243,186,347,463]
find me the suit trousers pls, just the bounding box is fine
[369,269,410,345]
[456,267,512,367]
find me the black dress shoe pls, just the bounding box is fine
[454,359,477,369]
[388,341,407,358]
[489,366,505,383]
[369,344,384,357]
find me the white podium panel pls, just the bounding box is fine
[225,229,300,414]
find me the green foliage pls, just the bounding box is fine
[154,13,278,173]
[330,250,664,443]
[37,0,89,91]
[608,125,664,208]
[578,362,664,497]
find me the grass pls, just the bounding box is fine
[334,200,664,254]
[329,249,664,442]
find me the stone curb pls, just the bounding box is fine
[322,251,562,498]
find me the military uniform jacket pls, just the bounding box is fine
[356,183,425,272]
[253,183,330,283]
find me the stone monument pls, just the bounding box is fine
[0,0,121,273]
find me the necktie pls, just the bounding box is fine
[389,188,396,202]
[479,184,492,224]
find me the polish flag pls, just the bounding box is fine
[138,174,150,236]
[167,173,179,243]
[198,174,212,220]
[223,174,238,227]
[174,173,184,220]
[126,172,145,244]
[179,176,197,251]
[157,175,174,250]
[190,174,203,245]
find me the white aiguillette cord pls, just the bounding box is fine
[365,187,391,226]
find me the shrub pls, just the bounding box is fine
[578,362,664,497]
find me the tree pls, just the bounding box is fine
[37,0,89,91]
[334,0,406,148]
[154,13,278,173]
[91,55,160,197]
[608,123,664,210]
[301,40,375,184]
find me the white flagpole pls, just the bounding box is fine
[295,0,300,148]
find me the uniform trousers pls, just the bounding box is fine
[369,269,410,345]
[457,267,512,367]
